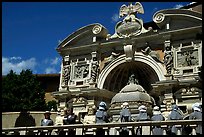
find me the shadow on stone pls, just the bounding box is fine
[14,111,36,135]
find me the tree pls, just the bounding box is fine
[46,100,58,112]
[2,69,47,112]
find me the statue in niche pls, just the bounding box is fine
[63,65,70,86]
[61,56,70,87]
[164,42,173,74]
[90,62,99,83]
[141,46,163,63]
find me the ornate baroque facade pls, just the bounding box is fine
[52,2,202,122]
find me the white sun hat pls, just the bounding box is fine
[138,105,147,112]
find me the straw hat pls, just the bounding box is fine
[44,111,51,115]
[153,106,161,115]
[121,102,129,108]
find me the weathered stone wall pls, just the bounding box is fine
[2,112,57,128]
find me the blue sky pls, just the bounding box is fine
[2,2,191,75]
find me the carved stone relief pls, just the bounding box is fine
[173,41,201,77]
[74,64,89,79]
[109,2,150,39]
[61,56,71,87]
[177,50,199,67]
[90,61,99,83]
[164,40,173,75]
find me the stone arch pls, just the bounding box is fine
[98,52,166,92]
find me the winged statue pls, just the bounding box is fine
[119,2,144,18]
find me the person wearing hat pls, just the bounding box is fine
[95,101,109,135]
[151,106,165,135]
[40,111,54,135]
[119,102,131,135]
[189,102,202,135]
[136,105,150,135]
[167,104,183,135]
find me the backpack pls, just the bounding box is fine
[96,110,106,121]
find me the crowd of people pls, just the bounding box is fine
[40,101,202,135]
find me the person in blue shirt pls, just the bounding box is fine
[151,106,165,135]
[189,103,202,135]
[40,111,54,135]
[95,101,109,135]
[119,102,131,135]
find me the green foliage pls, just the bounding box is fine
[46,100,58,111]
[2,69,47,112]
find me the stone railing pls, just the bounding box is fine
[2,119,202,135]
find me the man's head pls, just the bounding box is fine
[44,111,51,118]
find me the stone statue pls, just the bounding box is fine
[127,74,139,84]
[61,65,70,87]
[91,62,99,83]
[141,46,163,63]
[164,41,173,75]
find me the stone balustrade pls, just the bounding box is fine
[2,119,201,135]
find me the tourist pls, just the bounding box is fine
[189,103,202,135]
[151,106,165,135]
[63,107,77,135]
[55,108,64,126]
[136,105,150,135]
[167,104,183,135]
[54,109,64,135]
[119,102,131,135]
[40,111,54,135]
[95,101,109,135]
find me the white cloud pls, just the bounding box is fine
[10,56,22,60]
[43,57,61,65]
[51,57,60,65]
[111,13,119,23]
[174,4,183,9]
[45,67,57,74]
[2,57,37,75]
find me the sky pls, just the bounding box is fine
[2,2,191,75]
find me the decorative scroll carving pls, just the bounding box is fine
[174,87,202,97]
[153,13,165,24]
[124,44,134,61]
[92,25,102,35]
[68,97,87,104]
[74,64,89,79]
[164,40,173,75]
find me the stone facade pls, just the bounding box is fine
[52,2,202,122]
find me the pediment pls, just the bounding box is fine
[57,23,108,51]
[153,9,202,30]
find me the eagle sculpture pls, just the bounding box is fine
[119,2,144,18]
